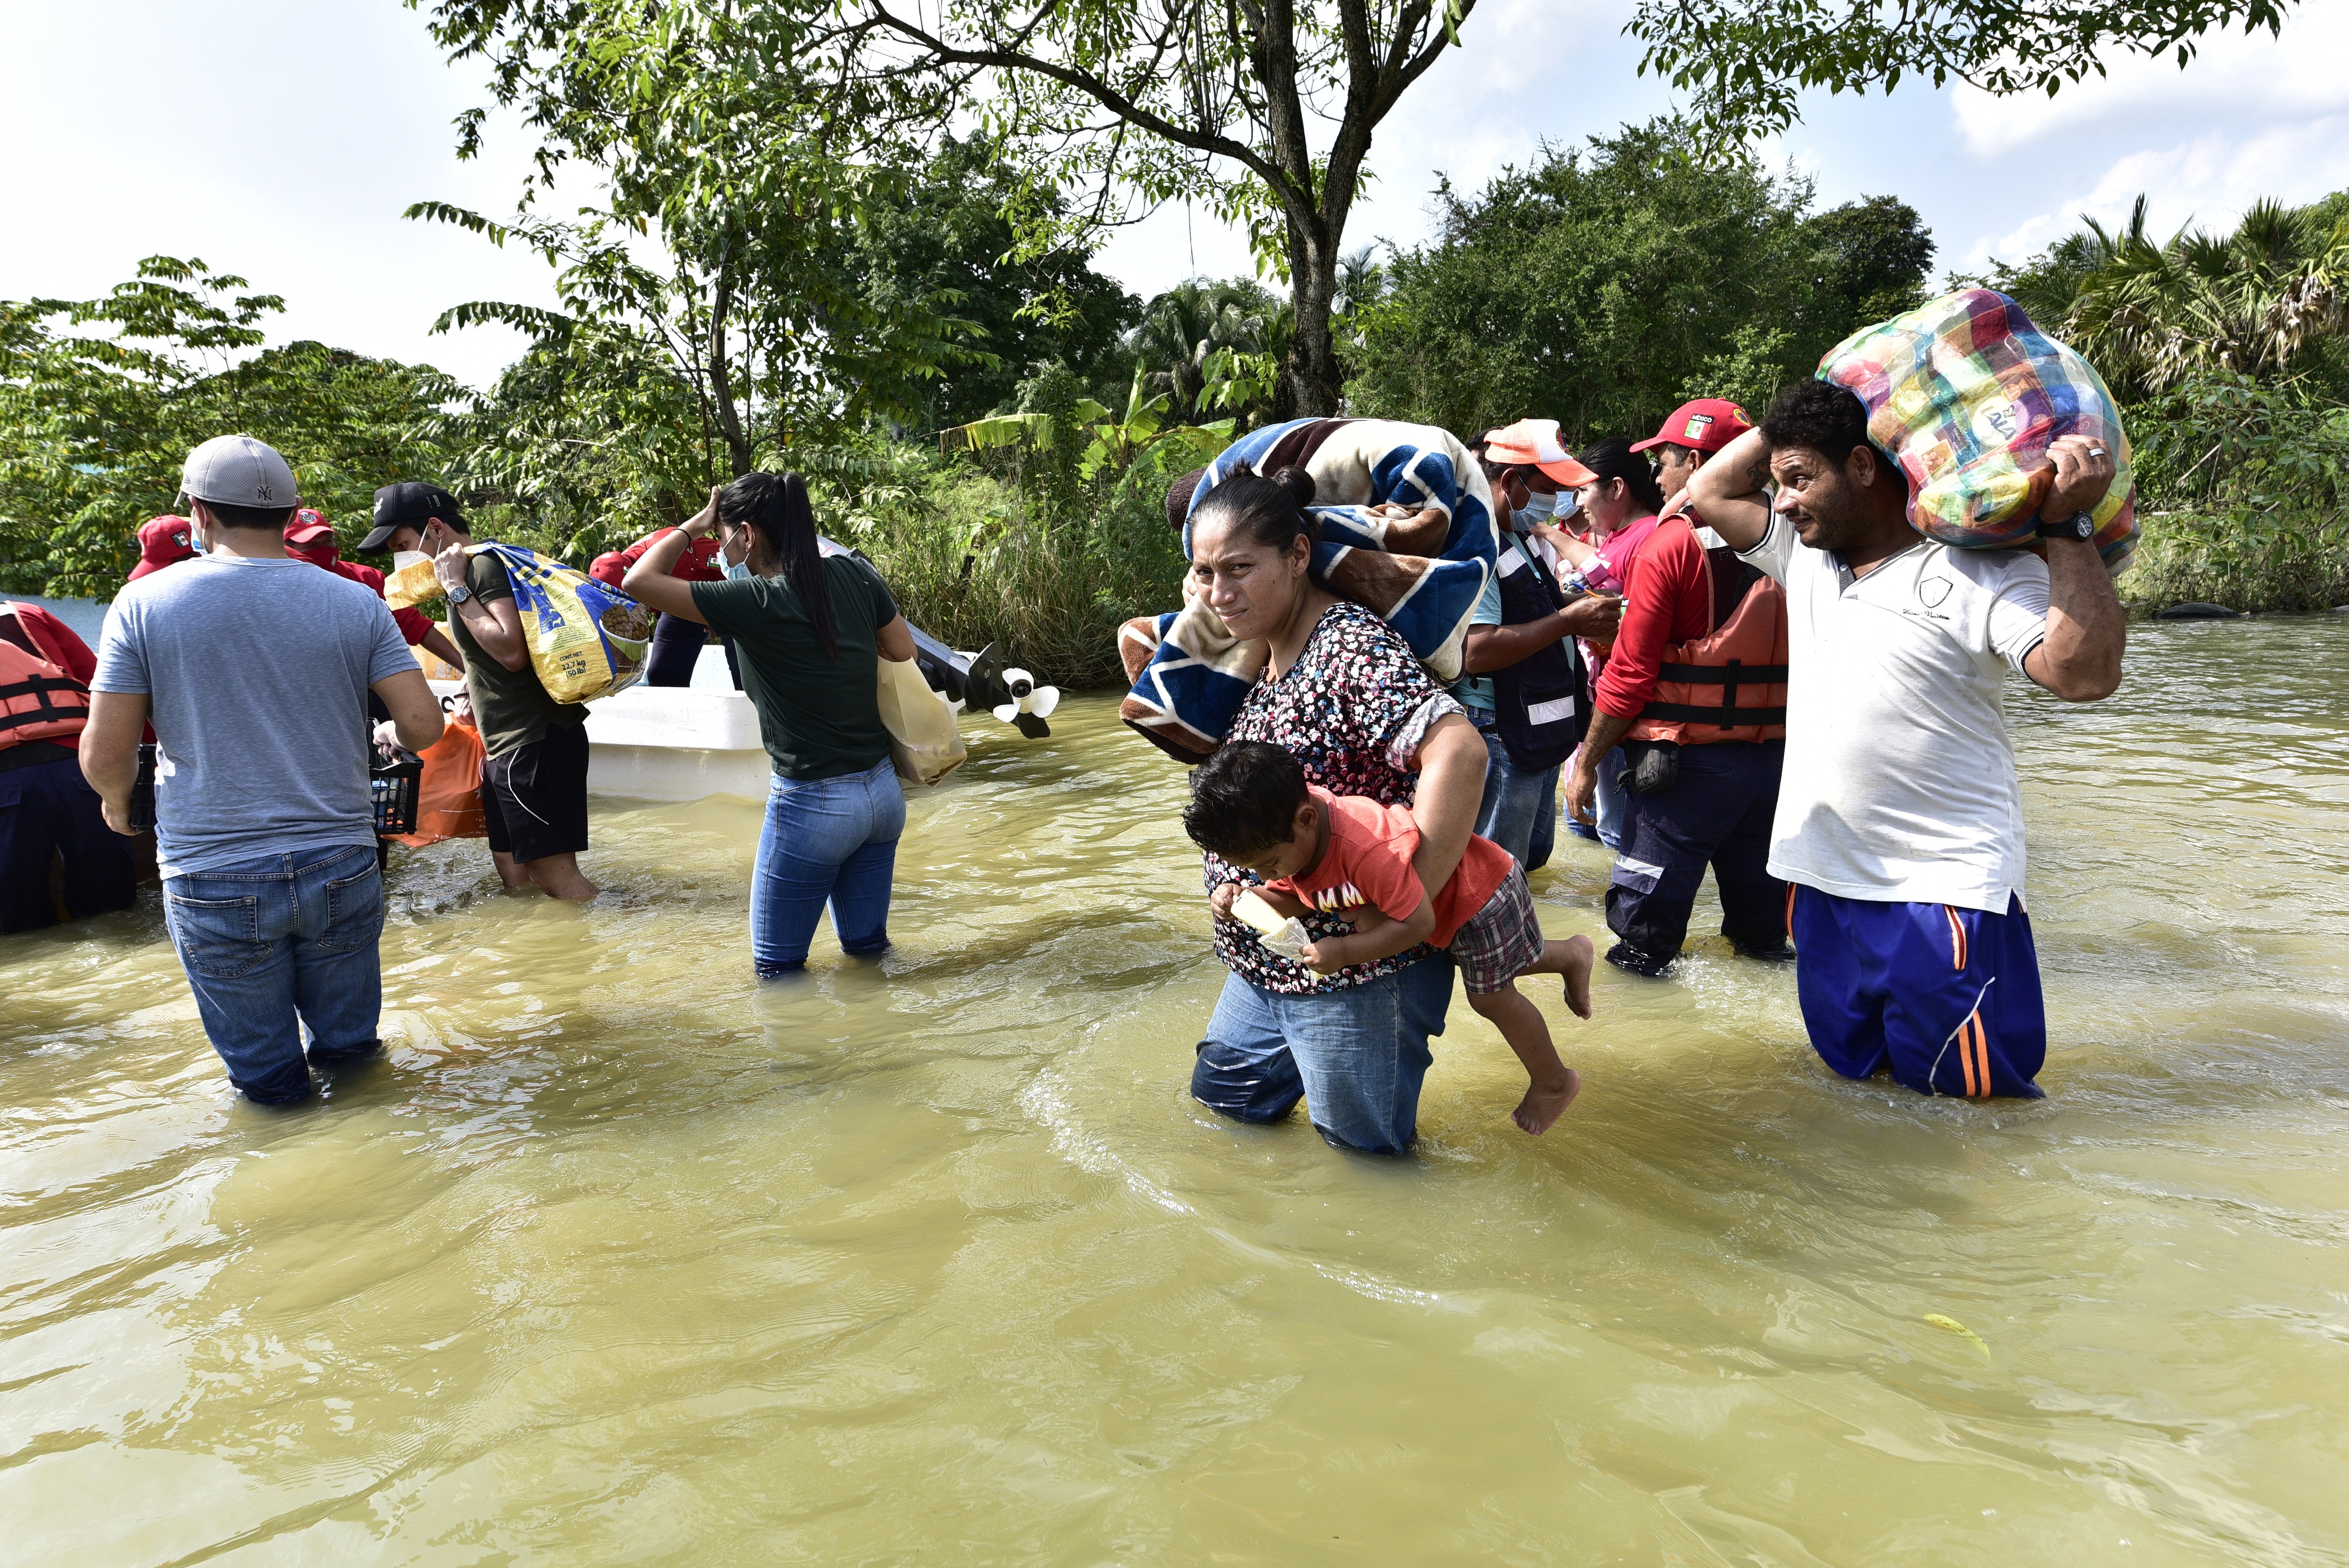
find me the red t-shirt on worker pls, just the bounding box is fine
[1267,784,1514,948]
[590,529,723,588]
[1593,518,1714,720]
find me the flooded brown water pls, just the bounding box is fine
[5,618,2347,1565]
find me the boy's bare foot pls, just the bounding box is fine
[1561,933,1594,1019]
[1513,1067,1583,1135]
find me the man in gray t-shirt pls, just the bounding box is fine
[80,435,444,1104]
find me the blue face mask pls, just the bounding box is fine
[723,558,754,581]
[1511,490,1558,531]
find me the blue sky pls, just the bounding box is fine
[4,0,2344,392]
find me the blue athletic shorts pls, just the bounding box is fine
[1789,886,2047,1099]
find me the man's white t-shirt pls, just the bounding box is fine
[1738,513,2051,913]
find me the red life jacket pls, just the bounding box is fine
[1625,548,1789,745]
[0,637,92,750]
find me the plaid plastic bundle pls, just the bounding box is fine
[1818,289,2138,574]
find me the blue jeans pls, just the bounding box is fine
[1471,720,1560,871]
[752,757,905,975]
[1595,745,1628,850]
[161,843,385,1104]
[1189,959,1456,1154]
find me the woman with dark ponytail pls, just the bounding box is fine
[624,473,920,975]
[1181,461,1491,1155]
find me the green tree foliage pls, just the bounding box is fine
[1345,122,1935,444]
[409,0,981,480]
[0,257,457,595]
[1129,277,1291,428]
[1985,195,2349,401]
[1630,0,2297,141]
[852,136,1141,430]
[421,0,2299,426]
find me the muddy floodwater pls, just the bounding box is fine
[5,618,2347,1564]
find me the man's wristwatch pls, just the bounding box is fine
[447,583,474,606]
[2036,510,2096,543]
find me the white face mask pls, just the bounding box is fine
[392,550,430,572]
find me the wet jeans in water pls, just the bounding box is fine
[1189,958,1456,1154]
[161,843,385,1104]
[752,757,905,975]
[1472,720,1561,872]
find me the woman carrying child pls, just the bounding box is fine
[1185,742,1594,1133]
[1180,464,1511,1153]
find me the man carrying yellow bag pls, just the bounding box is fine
[381,484,610,900]
[625,473,943,977]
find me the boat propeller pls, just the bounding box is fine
[992,667,1060,739]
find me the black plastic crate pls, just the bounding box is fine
[371,757,424,837]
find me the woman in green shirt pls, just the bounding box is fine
[625,473,919,975]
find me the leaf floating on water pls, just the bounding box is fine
[1924,1313,1992,1363]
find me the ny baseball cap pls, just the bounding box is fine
[1630,398,1753,454]
[360,481,463,552]
[1482,418,1599,488]
[180,434,298,509]
[127,515,198,581]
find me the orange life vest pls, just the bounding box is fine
[0,636,92,751]
[1625,549,1789,745]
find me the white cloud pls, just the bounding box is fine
[1950,6,2349,157]
[1965,114,2349,270]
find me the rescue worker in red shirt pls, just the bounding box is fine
[0,601,137,932]
[285,511,463,673]
[590,526,742,688]
[1562,410,1793,977]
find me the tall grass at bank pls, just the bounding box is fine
[2119,510,2349,614]
[822,444,1192,689]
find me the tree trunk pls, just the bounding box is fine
[708,268,754,478]
[1283,221,1344,416]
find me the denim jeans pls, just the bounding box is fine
[752,757,905,975]
[161,843,385,1104]
[1189,958,1456,1154]
[1594,745,1629,851]
[1470,720,1561,872]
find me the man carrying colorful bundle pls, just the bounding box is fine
[1684,381,2124,1098]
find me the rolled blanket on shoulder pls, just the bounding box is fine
[1118,417,1497,762]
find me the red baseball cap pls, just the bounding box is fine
[1482,417,1599,487]
[127,515,198,581]
[284,508,340,566]
[1631,398,1753,454]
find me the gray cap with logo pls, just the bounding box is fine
[180,434,298,510]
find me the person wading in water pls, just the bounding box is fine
[1683,381,2124,1098]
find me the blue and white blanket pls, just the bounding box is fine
[1118,418,1497,761]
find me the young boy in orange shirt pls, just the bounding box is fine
[1187,740,1594,1134]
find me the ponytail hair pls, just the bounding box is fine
[720,470,837,659]
[1578,437,1667,515]
[1188,462,1319,557]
